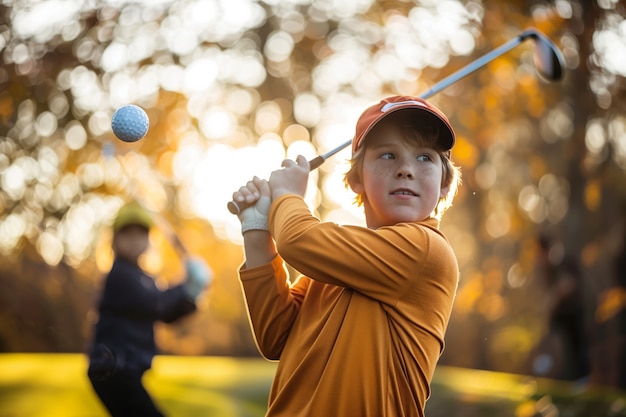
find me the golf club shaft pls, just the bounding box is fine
[418,34,528,100]
[134,193,189,260]
[146,205,189,259]
[111,150,189,259]
[226,139,351,215]
[228,28,562,215]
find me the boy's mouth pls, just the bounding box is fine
[391,188,417,196]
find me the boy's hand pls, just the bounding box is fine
[183,256,213,300]
[269,155,310,201]
[232,176,272,233]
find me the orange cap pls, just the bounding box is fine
[352,96,455,153]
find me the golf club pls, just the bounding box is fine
[103,144,189,260]
[227,27,565,215]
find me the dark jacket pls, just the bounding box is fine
[88,258,196,377]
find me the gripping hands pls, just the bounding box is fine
[241,195,271,233]
[232,156,310,233]
[183,257,213,300]
[233,176,272,233]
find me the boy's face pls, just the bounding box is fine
[113,224,150,262]
[350,120,448,229]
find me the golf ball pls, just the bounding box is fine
[111,105,149,142]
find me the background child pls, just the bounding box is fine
[87,202,212,417]
[232,95,462,416]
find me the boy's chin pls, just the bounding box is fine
[391,206,431,222]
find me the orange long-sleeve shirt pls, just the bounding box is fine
[240,195,458,417]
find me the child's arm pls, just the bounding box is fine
[270,195,458,305]
[239,257,308,359]
[232,176,278,268]
[237,155,309,266]
[233,176,303,358]
[102,262,196,321]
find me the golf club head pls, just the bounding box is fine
[522,28,565,81]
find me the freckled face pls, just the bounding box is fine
[350,121,447,229]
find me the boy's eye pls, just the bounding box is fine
[381,152,395,160]
[417,154,432,162]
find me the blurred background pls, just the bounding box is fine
[0,0,625,392]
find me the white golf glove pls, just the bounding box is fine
[240,195,271,233]
[183,257,213,300]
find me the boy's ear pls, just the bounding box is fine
[440,184,450,198]
[347,176,364,194]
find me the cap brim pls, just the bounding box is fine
[401,107,455,150]
[357,106,455,152]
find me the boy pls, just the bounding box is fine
[87,202,212,417]
[232,95,462,417]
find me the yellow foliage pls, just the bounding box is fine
[454,272,484,315]
[596,287,626,323]
[584,180,601,212]
[452,135,480,169]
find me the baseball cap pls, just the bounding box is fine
[112,202,154,233]
[352,96,455,153]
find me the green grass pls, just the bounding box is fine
[0,354,275,417]
[0,354,625,416]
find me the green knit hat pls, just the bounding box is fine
[112,202,153,233]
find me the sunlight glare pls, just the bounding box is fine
[485,209,510,238]
[221,52,267,87]
[0,213,26,255]
[265,31,295,62]
[184,58,219,93]
[283,124,310,146]
[257,135,287,171]
[322,169,350,206]
[286,140,316,161]
[293,93,321,128]
[220,0,267,34]
[101,42,129,73]
[12,0,82,41]
[199,109,236,139]
[185,137,287,241]
[4,0,486,250]
[585,120,606,154]
[1,164,26,200]
[109,73,140,107]
[224,89,258,115]
[160,65,185,92]
[65,122,88,151]
[255,101,283,135]
[593,21,626,77]
[165,25,198,56]
[37,231,64,266]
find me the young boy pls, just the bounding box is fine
[232,95,462,417]
[87,202,212,417]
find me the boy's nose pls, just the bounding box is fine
[395,159,415,179]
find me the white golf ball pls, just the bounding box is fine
[111,105,149,142]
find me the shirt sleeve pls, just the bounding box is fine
[101,260,196,323]
[268,195,458,306]
[239,255,310,360]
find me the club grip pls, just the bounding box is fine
[227,200,246,215]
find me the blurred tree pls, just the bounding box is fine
[440,0,626,387]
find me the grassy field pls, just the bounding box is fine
[0,354,625,416]
[0,354,274,417]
